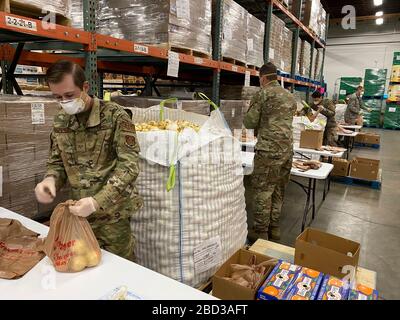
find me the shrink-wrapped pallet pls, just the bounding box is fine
[246,13,265,68]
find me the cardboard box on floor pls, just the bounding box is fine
[350,157,380,181]
[355,132,380,145]
[213,248,276,300]
[332,158,350,177]
[300,129,324,149]
[295,228,361,279]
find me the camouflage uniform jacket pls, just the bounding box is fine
[243,80,297,159]
[345,93,368,123]
[45,97,143,224]
[303,98,337,129]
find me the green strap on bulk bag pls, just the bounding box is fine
[198,93,219,110]
[159,98,178,121]
[166,124,180,192]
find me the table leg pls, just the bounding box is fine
[323,177,327,201]
[312,179,317,220]
[302,178,312,232]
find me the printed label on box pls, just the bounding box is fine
[281,61,285,71]
[340,90,346,95]
[176,0,190,20]
[389,107,396,112]
[31,103,45,124]
[269,49,275,60]
[167,51,180,78]
[177,101,183,110]
[194,237,222,274]
[247,39,254,51]
[224,28,232,40]
[245,71,251,87]
[231,108,236,118]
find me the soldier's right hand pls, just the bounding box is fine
[35,177,56,204]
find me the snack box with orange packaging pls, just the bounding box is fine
[284,267,324,300]
[257,260,302,300]
[348,284,379,300]
[317,275,350,300]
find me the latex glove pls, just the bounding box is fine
[69,197,99,218]
[35,177,56,204]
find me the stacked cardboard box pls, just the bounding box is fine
[111,96,211,116]
[354,132,381,146]
[299,40,311,78]
[383,102,400,129]
[214,0,247,63]
[246,13,265,68]
[220,85,260,100]
[269,14,293,73]
[350,158,380,181]
[0,95,69,219]
[364,69,387,97]
[390,65,400,83]
[96,0,213,56]
[311,47,318,80]
[290,0,321,36]
[314,49,324,81]
[393,52,400,66]
[332,159,350,177]
[220,100,250,132]
[388,85,400,102]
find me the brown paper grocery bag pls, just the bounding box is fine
[44,201,102,273]
[0,218,45,279]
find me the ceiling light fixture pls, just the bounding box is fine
[375,11,383,16]
[374,0,383,6]
[376,18,384,25]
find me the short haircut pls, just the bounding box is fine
[260,62,277,77]
[46,60,86,89]
[312,91,322,99]
[357,86,364,91]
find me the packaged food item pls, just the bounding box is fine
[348,284,379,300]
[135,120,200,132]
[317,275,350,300]
[284,267,324,300]
[257,260,301,300]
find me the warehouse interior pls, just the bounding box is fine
[0,0,399,301]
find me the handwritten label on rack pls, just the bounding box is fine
[167,51,180,78]
[194,57,204,65]
[31,103,45,125]
[5,16,37,31]
[193,237,222,274]
[245,71,251,87]
[134,44,149,55]
[232,65,238,72]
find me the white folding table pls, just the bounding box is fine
[340,124,362,131]
[0,208,216,300]
[241,152,334,232]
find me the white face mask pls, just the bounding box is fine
[60,96,86,115]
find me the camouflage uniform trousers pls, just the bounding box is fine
[323,126,338,147]
[90,218,135,262]
[245,151,293,233]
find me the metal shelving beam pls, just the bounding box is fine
[212,0,223,104]
[83,0,98,96]
[264,0,273,64]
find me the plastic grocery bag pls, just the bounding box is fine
[0,218,45,279]
[44,201,102,273]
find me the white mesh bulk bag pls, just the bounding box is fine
[129,103,248,287]
[292,115,326,145]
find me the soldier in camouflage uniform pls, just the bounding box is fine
[35,61,142,261]
[300,91,338,146]
[345,86,371,125]
[243,63,297,243]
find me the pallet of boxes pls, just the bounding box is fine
[0,96,70,220]
[212,228,380,300]
[332,156,381,190]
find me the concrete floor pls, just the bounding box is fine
[279,128,400,300]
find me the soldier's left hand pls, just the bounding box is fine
[69,197,99,218]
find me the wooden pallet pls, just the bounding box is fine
[354,142,380,149]
[155,43,211,59]
[222,56,246,67]
[0,0,71,26]
[332,170,382,190]
[246,64,260,71]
